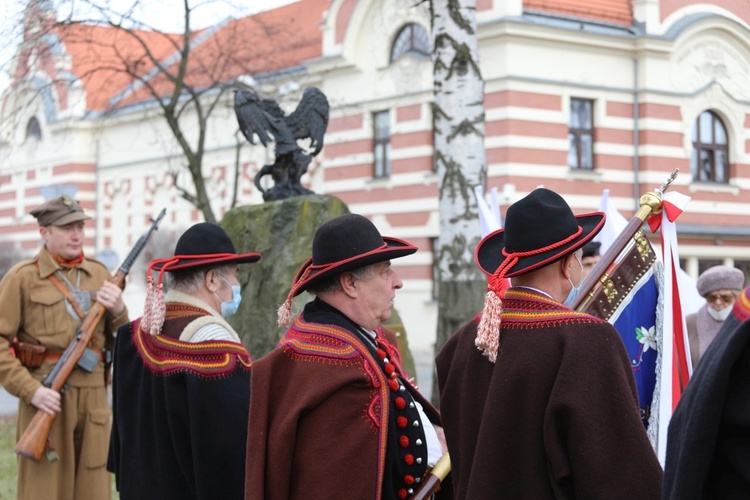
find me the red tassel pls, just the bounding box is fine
[141,274,155,334]
[277,296,293,327]
[148,282,166,335]
[278,264,313,327]
[475,289,503,363]
[142,258,177,335]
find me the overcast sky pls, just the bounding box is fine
[0,0,297,95]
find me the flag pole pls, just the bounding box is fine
[572,169,678,312]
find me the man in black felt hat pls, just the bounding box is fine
[436,188,663,499]
[245,213,448,500]
[107,222,261,500]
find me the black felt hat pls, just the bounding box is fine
[582,241,602,258]
[292,213,416,295]
[152,222,261,271]
[473,188,605,364]
[277,214,417,326]
[475,188,605,278]
[141,222,260,335]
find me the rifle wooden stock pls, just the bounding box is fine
[411,452,451,500]
[14,404,55,462]
[15,208,165,462]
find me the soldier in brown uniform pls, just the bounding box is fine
[0,195,129,500]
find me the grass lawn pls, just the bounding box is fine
[0,416,16,500]
[0,415,118,499]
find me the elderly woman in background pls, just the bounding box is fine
[686,265,745,370]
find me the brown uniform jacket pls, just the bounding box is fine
[0,246,129,402]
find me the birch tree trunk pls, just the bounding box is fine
[431,0,487,402]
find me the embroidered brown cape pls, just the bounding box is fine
[245,299,445,500]
[436,288,662,499]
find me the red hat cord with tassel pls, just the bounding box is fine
[142,257,178,335]
[277,261,315,327]
[475,227,582,363]
[142,253,242,335]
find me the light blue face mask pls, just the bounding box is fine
[563,254,584,308]
[215,275,242,318]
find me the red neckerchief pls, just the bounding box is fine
[48,249,84,268]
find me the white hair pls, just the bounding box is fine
[165,264,234,294]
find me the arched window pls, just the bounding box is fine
[26,117,42,141]
[390,23,430,63]
[691,111,728,183]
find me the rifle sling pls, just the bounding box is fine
[47,273,85,321]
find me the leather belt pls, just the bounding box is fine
[43,348,104,364]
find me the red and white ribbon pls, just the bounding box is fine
[654,190,691,465]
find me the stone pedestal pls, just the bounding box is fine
[383,308,417,383]
[222,194,348,357]
[221,194,418,377]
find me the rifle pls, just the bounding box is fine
[411,452,451,500]
[572,170,678,313]
[15,209,166,462]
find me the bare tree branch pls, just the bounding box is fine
[3,0,303,223]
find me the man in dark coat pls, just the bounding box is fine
[107,223,261,500]
[436,188,663,499]
[246,214,448,500]
[663,285,750,499]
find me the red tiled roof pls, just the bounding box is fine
[58,0,328,112]
[524,0,633,25]
[58,24,183,111]
[32,0,634,113]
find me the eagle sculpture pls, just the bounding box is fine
[234,87,329,201]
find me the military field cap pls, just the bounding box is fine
[30,194,91,227]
